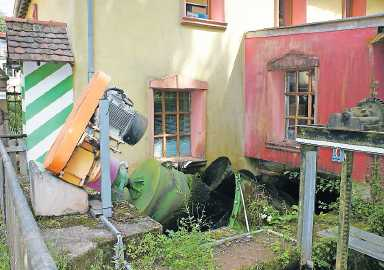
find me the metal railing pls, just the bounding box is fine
[0,136,57,270]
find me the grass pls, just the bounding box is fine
[0,216,10,270]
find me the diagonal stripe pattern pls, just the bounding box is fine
[23,62,74,162]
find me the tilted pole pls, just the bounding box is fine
[336,151,354,270]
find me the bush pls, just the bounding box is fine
[312,238,384,270]
[368,204,384,237]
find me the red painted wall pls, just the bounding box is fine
[244,27,384,180]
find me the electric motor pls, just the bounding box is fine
[105,88,147,145]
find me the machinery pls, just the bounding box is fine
[44,72,147,187]
[328,97,384,131]
[43,72,254,230]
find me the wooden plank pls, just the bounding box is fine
[6,145,26,153]
[297,125,384,151]
[319,226,384,262]
[296,138,384,155]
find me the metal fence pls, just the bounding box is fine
[0,113,57,270]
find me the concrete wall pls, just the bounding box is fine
[25,0,275,171]
[367,0,384,15]
[307,0,343,23]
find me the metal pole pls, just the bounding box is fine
[336,151,353,270]
[87,0,95,82]
[100,98,112,218]
[299,145,317,269]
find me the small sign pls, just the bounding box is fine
[332,148,345,163]
[0,92,6,100]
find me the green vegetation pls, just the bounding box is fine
[0,16,5,33]
[126,227,216,270]
[0,216,10,270]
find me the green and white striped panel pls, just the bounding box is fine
[23,61,74,163]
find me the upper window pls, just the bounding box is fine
[181,0,227,30]
[285,70,315,140]
[278,0,292,26]
[186,0,209,19]
[154,91,192,158]
[276,0,306,27]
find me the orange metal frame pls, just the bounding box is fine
[44,71,111,174]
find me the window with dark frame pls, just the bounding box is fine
[285,70,315,140]
[278,0,292,27]
[185,0,209,19]
[154,91,192,158]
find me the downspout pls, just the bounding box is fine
[87,0,94,81]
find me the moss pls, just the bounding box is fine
[37,214,99,230]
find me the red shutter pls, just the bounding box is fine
[291,0,306,25]
[210,0,225,22]
[351,0,367,17]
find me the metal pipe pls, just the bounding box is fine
[100,98,112,218]
[87,0,95,81]
[100,215,121,238]
[0,139,57,269]
[100,216,132,270]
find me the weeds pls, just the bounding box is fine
[0,217,10,270]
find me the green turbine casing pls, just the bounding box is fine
[128,159,191,225]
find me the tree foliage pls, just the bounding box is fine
[0,16,6,33]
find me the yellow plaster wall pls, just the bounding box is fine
[25,0,275,171]
[307,0,343,23]
[367,0,384,15]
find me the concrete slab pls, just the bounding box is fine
[29,161,89,216]
[42,217,162,269]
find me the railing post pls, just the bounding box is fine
[298,145,317,269]
[336,151,354,270]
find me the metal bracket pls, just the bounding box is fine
[332,148,345,163]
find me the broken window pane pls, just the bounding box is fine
[287,96,297,116]
[298,96,308,116]
[154,115,163,135]
[312,96,316,116]
[179,115,191,134]
[165,92,177,112]
[166,115,177,134]
[154,91,162,113]
[180,136,191,156]
[154,138,163,158]
[166,137,177,157]
[298,71,309,92]
[286,72,297,93]
[298,119,307,126]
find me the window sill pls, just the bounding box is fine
[181,16,227,30]
[266,140,300,153]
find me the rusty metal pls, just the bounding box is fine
[328,97,384,131]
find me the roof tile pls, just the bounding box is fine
[5,17,74,63]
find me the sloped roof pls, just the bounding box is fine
[5,17,74,63]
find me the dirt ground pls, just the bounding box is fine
[214,233,276,270]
